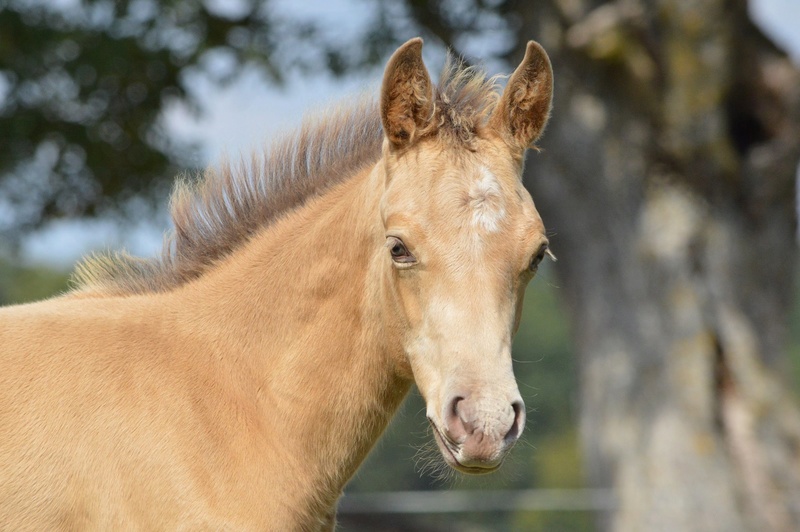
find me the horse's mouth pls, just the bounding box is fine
[429,421,503,475]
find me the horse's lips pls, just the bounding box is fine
[430,423,502,475]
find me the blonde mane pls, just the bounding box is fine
[73,55,500,296]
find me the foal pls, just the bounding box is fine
[0,38,553,530]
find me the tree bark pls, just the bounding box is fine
[515,0,800,529]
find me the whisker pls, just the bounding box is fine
[517,380,541,391]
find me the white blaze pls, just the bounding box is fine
[469,167,505,233]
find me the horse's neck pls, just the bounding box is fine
[172,163,410,510]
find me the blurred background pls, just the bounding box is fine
[1,0,799,530]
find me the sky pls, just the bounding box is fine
[20,0,800,267]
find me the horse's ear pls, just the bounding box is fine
[380,37,433,149]
[489,41,553,154]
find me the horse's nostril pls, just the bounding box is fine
[504,400,526,443]
[450,396,464,417]
[444,396,469,442]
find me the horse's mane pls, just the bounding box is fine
[73,55,499,296]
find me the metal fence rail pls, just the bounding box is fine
[338,489,616,514]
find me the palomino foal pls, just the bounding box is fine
[0,39,553,530]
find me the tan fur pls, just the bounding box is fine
[0,39,553,530]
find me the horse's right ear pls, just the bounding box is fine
[488,41,553,155]
[380,38,433,149]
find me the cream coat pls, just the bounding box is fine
[0,38,554,530]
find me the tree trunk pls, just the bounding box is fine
[517,0,800,529]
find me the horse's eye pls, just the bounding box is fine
[388,238,415,264]
[529,244,549,272]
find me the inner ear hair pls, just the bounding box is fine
[380,37,433,148]
[489,40,554,153]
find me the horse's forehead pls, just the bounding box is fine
[431,159,529,230]
[384,143,539,238]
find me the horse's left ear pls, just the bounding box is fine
[489,41,553,154]
[380,37,433,149]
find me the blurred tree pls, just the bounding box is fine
[0,0,392,239]
[329,0,800,529]
[3,0,800,530]
[401,0,800,530]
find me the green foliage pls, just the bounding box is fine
[0,257,70,305]
[1,0,196,234]
[787,272,800,398]
[511,429,591,531]
[513,267,577,438]
[0,0,407,237]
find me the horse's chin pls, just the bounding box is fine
[431,425,504,475]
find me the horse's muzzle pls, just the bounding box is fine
[430,394,525,473]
